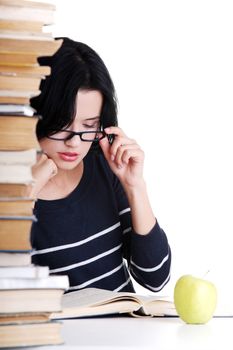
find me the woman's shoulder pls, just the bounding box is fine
[86,151,116,185]
[87,150,112,172]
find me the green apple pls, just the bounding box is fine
[174,274,217,324]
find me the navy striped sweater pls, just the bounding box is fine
[31,152,171,293]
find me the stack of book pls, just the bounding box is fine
[0,267,69,348]
[0,0,68,348]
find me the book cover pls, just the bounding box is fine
[0,183,35,199]
[0,115,40,151]
[0,321,63,348]
[0,313,51,325]
[0,64,51,77]
[0,52,39,67]
[0,149,36,191]
[0,38,63,57]
[0,96,31,105]
[0,275,69,290]
[0,104,36,116]
[0,164,34,183]
[0,0,55,10]
[0,289,66,313]
[0,30,53,41]
[0,251,32,266]
[0,149,37,165]
[0,199,34,216]
[0,276,69,314]
[0,216,36,250]
[0,265,49,278]
[0,19,44,33]
[0,89,41,98]
[0,1,65,348]
[0,75,41,91]
[0,0,56,25]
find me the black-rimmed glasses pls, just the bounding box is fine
[47,130,106,142]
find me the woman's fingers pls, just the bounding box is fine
[30,153,57,197]
[110,137,135,159]
[104,127,135,157]
[114,144,143,168]
[34,153,57,178]
[104,126,126,138]
[103,126,144,168]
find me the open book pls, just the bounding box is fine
[51,288,177,319]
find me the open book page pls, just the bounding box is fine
[136,294,176,316]
[51,288,176,319]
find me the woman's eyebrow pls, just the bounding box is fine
[84,116,100,121]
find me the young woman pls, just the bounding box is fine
[30,37,171,293]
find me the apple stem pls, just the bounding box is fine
[203,270,210,278]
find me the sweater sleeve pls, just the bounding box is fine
[129,222,171,292]
[113,172,171,292]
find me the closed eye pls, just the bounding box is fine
[83,123,99,129]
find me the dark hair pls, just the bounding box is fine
[31,37,118,150]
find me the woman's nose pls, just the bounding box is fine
[65,133,82,147]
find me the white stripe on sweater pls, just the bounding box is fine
[119,207,131,216]
[130,253,170,272]
[130,270,171,292]
[69,262,124,290]
[123,227,132,235]
[144,272,171,291]
[31,222,121,256]
[114,277,131,292]
[49,243,122,273]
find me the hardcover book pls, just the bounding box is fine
[0,265,49,278]
[0,64,51,77]
[0,275,69,314]
[0,216,36,250]
[0,75,41,91]
[0,183,34,199]
[0,251,32,266]
[0,321,63,348]
[0,104,36,116]
[0,0,56,25]
[0,115,40,151]
[0,38,63,57]
[0,199,34,216]
[51,287,177,319]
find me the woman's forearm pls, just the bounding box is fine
[124,180,156,235]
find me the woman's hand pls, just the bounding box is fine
[99,126,145,190]
[100,126,156,234]
[29,153,57,198]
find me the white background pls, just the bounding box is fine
[40,0,233,299]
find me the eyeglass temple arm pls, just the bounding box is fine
[104,132,115,145]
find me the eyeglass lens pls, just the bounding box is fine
[48,130,104,141]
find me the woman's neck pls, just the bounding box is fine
[38,161,84,200]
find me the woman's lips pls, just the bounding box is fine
[58,152,79,162]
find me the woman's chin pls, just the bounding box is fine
[55,158,82,171]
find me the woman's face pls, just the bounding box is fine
[39,89,103,171]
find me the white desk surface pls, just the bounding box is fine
[25,316,233,350]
